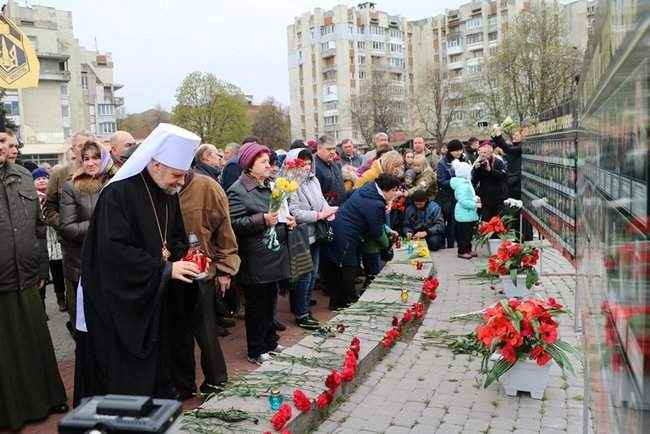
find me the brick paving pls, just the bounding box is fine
[315,244,584,434]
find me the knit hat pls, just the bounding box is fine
[447,139,463,153]
[32,167,49,180]
[307,139,318,153]
[238,142,270,170]
[452,160,472,180]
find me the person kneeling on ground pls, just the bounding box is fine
[403,189,445,252]
[321,173,402,310]
[450,161,480,259]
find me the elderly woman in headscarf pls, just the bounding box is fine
[59,140,116,324]
[227,142,295,365]
[354,150,404,189]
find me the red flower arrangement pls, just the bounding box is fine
[382,327,401,348]
[485,240,540,289]
[270,403,292,431]
[325,370,342,392]
[316,390,334,409]
[283,158,307,170]
[422,276,439,300]
[473,215,515,248]
[474,298,579,387]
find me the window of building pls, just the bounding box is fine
[489,47,498,56]
[389,57,405,68]
[369,24,384,36]
[310,27,315,39]
[388,43,403,53]
[488,31,498,42]
[81,73,88,90]
[359,71,366,79]
[488,15,498,26]
[389,28,404,39]
[27,35,37,50]
[61,105,70,118]
[321,40,336,52]
[447,38,461,48]
[297,50,303,61]
[466,33,483,45]
[63,127,71,138]
[371,41,384,51]
[3,101,18,116]
[357,25,365,34]
[99,122,117,134]
[348,24,354,35]
[320,24,334,36]
[324,115,338,126]
[471,49,484,58]
[451,111,464,121]
[324,85,337,96]
[449,53,463,63]
[358,55,366,64]
[60,83,68,96]
[357,41,365,49]
[97,104,114,115]
[466,17,482,29]
[467,64,482,74]
[324,101,338,110]
[21,20,35,27]
[450,69,463,79]
[323,70,336,81]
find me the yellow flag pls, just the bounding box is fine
[0,14,39,89]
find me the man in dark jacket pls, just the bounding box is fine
[220,137,259,191]
[314,134,347,206]
[403,190,445,251]
[321,173,401,310]
[472,143,508,221]
[339,138,363,168]
[0,133,67,430]
[493,127,532,240]
[464,137,480,165]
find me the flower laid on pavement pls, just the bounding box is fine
[484,240,540,289]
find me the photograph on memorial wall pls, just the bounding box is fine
[576,1,649,432]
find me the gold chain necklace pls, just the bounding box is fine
[140,173,170,262]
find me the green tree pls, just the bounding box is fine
[172,72,250,144]
[251,97,290,149]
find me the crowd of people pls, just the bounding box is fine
[0,123,527,430]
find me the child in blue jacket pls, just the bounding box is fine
[450,161,479,259]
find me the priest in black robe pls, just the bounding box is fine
[76,123,202,402]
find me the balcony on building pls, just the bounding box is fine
[446,42,463,55]
[37,52,71,82]
[39,70,71,82]
[113,96,125,106]
[321,48,336,58]
[447,59,464,70]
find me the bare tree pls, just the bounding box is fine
[348,71,405,145]
[411,68,461,146]
[251,97,291,149]
[477,0,582,124]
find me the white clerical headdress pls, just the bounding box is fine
[106,123,201,186]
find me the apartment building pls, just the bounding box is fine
[2,1,124,165]
[287,2,408,144]
[288,1,595,144]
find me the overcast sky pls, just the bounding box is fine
[33,1,567,114]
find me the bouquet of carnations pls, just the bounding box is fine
[475,298,580,387]
[473,215,516,249]
[486,240,540,288]
[264,158,308,251]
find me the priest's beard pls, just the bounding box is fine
[149,168,181,195]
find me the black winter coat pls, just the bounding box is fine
[314,155,347,206]
[472,156,509,207]
[227,173,290,285]
[493,135,522,199]
[60,171,111,282]
[0,163,48,293]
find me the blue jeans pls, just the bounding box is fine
[294,244,320,319]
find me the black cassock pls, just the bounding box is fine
[77,169,187,401]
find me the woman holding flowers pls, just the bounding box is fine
[227,142,296,365]
[287,148,337,329]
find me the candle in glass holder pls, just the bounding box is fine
[268,388,283,411]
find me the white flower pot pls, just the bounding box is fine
[491,354,552,399]
[487,239,502,255]
[500,274,530,299]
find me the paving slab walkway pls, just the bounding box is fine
[315,244,584,434]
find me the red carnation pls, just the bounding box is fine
[325,370,342,392]
[423,276,439,291]
[540,322,558,344]
[530,346,552,366]
[500,344,518,363]
[270,403,292,431]
[547,297,563,310]
[341,365,356,382]
[316,390,333,409]
[381,337,394,348]
[402,309,413,323]
[292,389,312,413]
